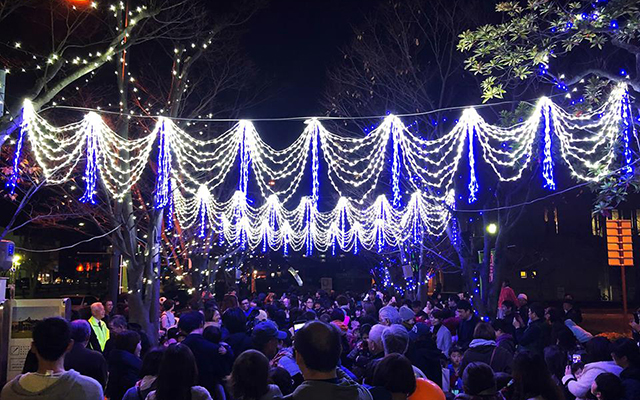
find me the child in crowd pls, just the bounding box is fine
[448,345,464,394]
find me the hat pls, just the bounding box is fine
[256,309,268,322]
[252,320,288,342]
[517,293,528,301]
[399,305,415,322]
[409,322,430,341]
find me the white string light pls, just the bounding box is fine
[8,84,636,253]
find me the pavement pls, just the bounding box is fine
[582,308,632,334]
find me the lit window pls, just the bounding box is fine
[531,271,538,279]
[520,270,527,279]
[611,210,620,220]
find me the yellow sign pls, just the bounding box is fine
[606,220,634,267]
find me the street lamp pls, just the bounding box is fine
[486,223,498,235]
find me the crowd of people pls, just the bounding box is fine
[3,280,640,400]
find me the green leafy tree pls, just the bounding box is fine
[458,0,640,103]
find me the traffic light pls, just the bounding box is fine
[606,220,634,267]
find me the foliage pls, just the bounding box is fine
[458,0,640,102]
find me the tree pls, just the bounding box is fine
[458,0,640,102]
[1,0,264,343]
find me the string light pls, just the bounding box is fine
[6,110,27,195]
[8,84,635,253]
[542,103,556,190]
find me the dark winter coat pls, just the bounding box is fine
[495,333,516,356]
[516,319,545,355]
[620,365,640,400]
[64,342,108,388]
[457,314,480,350]
[460,342,513,375]
[106,349,142,400]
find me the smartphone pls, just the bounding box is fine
[572,353,582,364]
[451,389,460,395]
[294,322,305,332]
[634,312,639,324]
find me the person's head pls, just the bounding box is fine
[430,309,445,326]
[115,330,141,357]
[381,324,410,355]
[591,372,624,400]
[517,293,528,307]
[379,306,401,326]
[462,362,497,396]
[70,319,92,346]
[501,300,515,315]
[336,295,349,308]
[368,324,388,355]
[528,302,544,322]
[304,297,314,310]
[240,298,250,312]
[252,320,287,359]
[502,280,510,288]
[293,321,341,376]
[222,307,247,334]
[456,300,473,320]
[32,317,73,363]
[140,347,165,378]
[156,344,198,400]
[513,350,563,400]
[545,307,562,323]
[90,302,105,320]
[562,299,574,312]
[411,301,422,314]
[372,354,417,398]
[490,319,509,338]
[398,305,415,325]
[611,337,640,369]
[104,300,114,314]
[446,349,461,371]
[473,322,496,341]
[330,307,345,322]
[203,325,222,344]
[269,366,294,396]
[162,299,174,312]
[556,325,578,351]
[448,295,459,309]
[178,311,204,334]
[230,350,271,400]
[586,337,612,363]
[109,314,128,334]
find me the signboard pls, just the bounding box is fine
[6,299,69,382]
[320,277,333,291]
[606,220,634,267]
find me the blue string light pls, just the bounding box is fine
[467,126,479,203]
[165,180,174,230]
[376,201,386,253]
[79,124,99,204]
[197,196,207,239]
[391,121,401,208]
[154,120,172,209]
[542,104,556,190]
[311,125,320,208]
[305,199,314,257]
[6,112,27,195]
[283,230,289,256]
[218,214,225,246]
[621,90,635,175]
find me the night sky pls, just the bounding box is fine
[241,0,377,143]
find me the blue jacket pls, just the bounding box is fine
[182,333,230,393]
[106,349,142,400]
[620,366,640,400]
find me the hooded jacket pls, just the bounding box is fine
[106,349,142,400]
[284,376,372,400]
[1,370,103,400]
[460,339,513,375]
[562,361,623,400]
